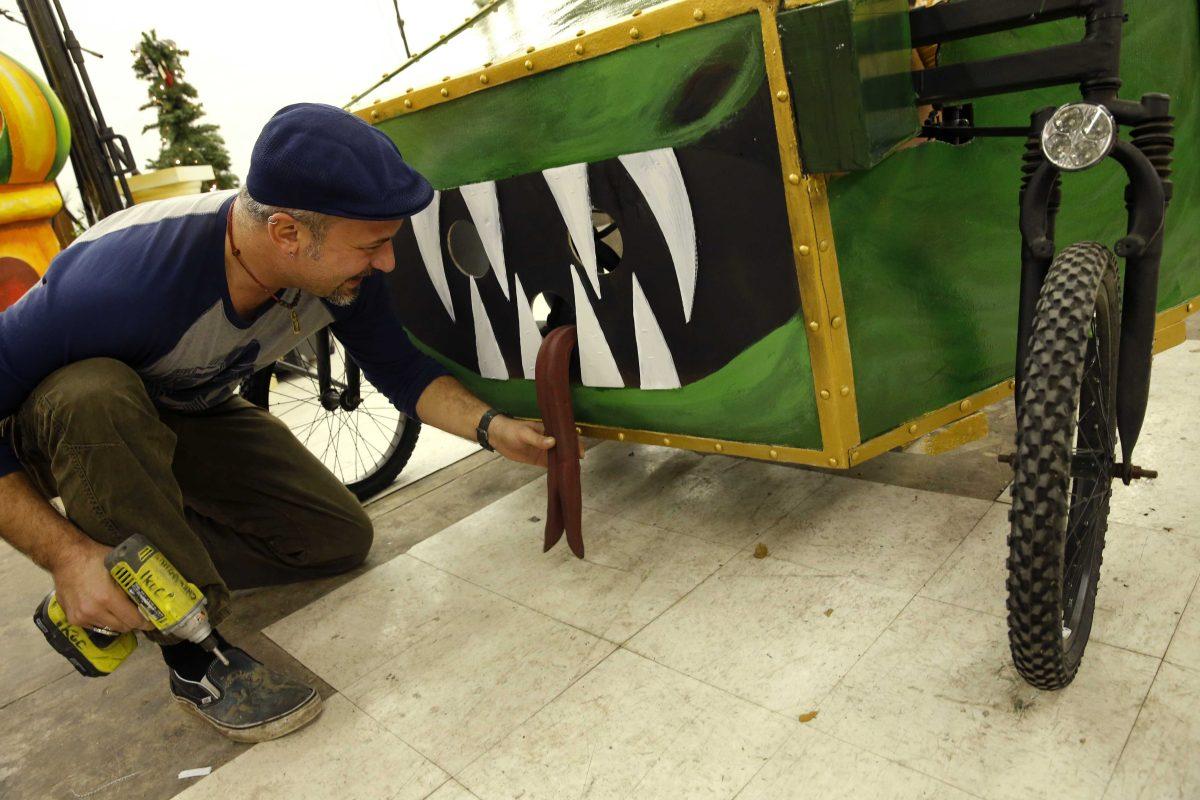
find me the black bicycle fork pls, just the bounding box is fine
[1016,86,1173,484]
[909,0,1174,484]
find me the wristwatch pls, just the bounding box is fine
[476,408,504,452]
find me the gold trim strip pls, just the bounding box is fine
[757,2,861,467]
[849,380,1015,466]
[574,421,833,467]
[1153,321,1187,355]
[356,0,767,124]
[849,293,1200,465]
[1155,294,1199,330]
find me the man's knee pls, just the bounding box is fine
[322,504,374,571]
[30,358,156,432]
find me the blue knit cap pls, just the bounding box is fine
[246,103,434,220]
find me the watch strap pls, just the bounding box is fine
[476,408,503,452]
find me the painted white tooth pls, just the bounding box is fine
[618,148,697,322]
[570,266,623,388]
[542,163,600,297]
[631,274,680,390]
[411,191,454,321]
[513,273,542,380]
[459,182,510,300]
[469,279,507,379]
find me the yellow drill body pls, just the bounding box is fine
[34,534,228,678]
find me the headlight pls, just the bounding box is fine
[1041,103,1116,171]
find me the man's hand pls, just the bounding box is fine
[51,538,150,633]
[488,416,584,468]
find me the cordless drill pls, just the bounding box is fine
[34,534,229,677]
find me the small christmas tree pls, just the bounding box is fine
[132,30,238,190]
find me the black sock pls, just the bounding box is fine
[160,629,232,681]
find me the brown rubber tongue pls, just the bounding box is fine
[534,325,584,558]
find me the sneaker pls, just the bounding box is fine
[169,647,323,742]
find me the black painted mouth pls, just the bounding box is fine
[386,81,801,388]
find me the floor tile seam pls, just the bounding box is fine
[576,504,762,551]
[1105,516,1200,540]
[820,471,1004,511]
[450,643,622,784]
[1157,568,1200,671]
[743,544,938,597]
[904,500,1002,598]
[335,688,462,784]
[614,639,802,724]
[912,594,1174,661]
[406,776,453,800]
[798,725,992,800]
[0,672,73,712]
[1108,513,1200,541]
[0,666,77,713]
[400,549,627,645]
[728,716,806,800]
[809,588,923,710]
[1100,656,1166,799]
[368,453,514,519]
[609,548,735,647]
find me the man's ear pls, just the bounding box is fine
[266,212,301,255]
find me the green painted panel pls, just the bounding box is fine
[375,14,765,188]
[830,0,1200,439]
[412,315,822,449]
[780,0,918,172]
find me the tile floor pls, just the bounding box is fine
[5,336,1198,800]
[171,342,1200,800]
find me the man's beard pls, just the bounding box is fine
[326,272,370,307]
[326,282,361,307]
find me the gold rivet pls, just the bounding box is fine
[442,75,451,81]
[370,110,379,120]
[693,8,705,21]
[828,458,838,467]
[663,437,671,446]
[524,60,534,70]
[776,90,789,102]
[479,74,489,84]
[575,43,584,55]
[526,45,535,53]
[799,244,811,256]
[960,399,971,412]
[769,449,778,459]
[617,432,625,441]
[632,8,642,16]
[440,88,449,98]
[819,240,830,252]
[908,424,918,434]
[788,173,800,185]
[714,443,723,452]
[840,386,850,397]
[831,316,843,328]
[1188,302,1195,312]
[403,99,413,109]
[1008,379,1016,390]
[819,389,831,399]
[575,426,582,435]
[630,27,641,39]
[808,320,819,331]
[576,28,585,36]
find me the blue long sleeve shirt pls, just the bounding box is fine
[0,189,447,477]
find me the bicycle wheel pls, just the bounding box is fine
[1007,242,1120,690]
[241,334,420,501]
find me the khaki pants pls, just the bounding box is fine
[5,358,373,626]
